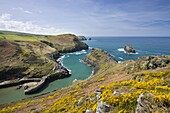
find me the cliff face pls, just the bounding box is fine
[45,34,88,53]
[1,47,170,113]
[0,31,88,81]
[77,36,87,40]
[81,48,117,74]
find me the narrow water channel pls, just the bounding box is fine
[0,50,92,105]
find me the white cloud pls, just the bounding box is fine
[0,13,11,20]
[0,13,62,35]
[12,7,33,14]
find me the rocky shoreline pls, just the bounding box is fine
[0,59,71,94]
[0,31,88,94]
[0,43,85,94]
[81,48,117,75]
[0,46,170,112]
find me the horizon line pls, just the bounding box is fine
[0,29,170,37]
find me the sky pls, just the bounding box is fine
[0,0,170,36]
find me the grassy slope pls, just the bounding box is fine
[0,30,88,80]
[1,48,170,113]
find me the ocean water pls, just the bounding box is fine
[0,36,170,104]
[84,37,170,62]
[0,51,92,104]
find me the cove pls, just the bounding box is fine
[0,51,92,105]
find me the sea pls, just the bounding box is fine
[0,36,170,104]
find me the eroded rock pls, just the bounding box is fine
[124,44,136,54]
[86,109,92,113]
[96,100,110,113]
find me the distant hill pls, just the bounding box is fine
[0,30,88,80]
[0,31,170,113]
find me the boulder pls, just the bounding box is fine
[135,93,157,113]
[136,56,170,70]
[113,91,119,96]
[96,100,110,113]
[124,44,136,54]
[86,109,93,113]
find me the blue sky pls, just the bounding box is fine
[0,0,170,36]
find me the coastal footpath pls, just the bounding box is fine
[0,48,170,113]
[0,30,88,93]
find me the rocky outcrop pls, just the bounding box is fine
[136,93,150,113]
[47,34,89,53]
[86,109,92,113]
[96,100,110,113]
[124,44,136,54]
[81,48,117,74]
[40,40,54,48]
[77,36,87,40]
[0,31,87,81]
[135,56,170,70]
[135,93,162,113]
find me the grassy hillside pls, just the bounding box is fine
[0,30,88,80]
[1,48,169,113]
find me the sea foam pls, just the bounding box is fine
[89,47,93,50]
[117,48,139,54]
[118,57,123,60]
[68,50,87,55]
[56,55,72,74]
[117,48,125,52]
[57,55,65,62]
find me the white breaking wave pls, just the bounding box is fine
[117,48,139,54]
[57,55,65,62]
[68,49,87,55]
[79,59,84,63]
[89,47,93,50]
[56,55,72,74]
[117,48,125,52]
[118,57,123,60]
[110,54,115,57]
[73,79,78,82]
[67,68,72,75]
[118,61,122,63]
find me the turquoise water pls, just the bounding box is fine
[0,51,92,105]
[0,36,170,105]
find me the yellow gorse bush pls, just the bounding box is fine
[155,85,170,91]
[134,78,163,89]
[42,70,170,112]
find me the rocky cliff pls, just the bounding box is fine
[77,36,87,40]
[0,31,88,81]
[81,48,117,74]
[0,47,170,113]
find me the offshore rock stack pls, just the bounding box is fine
[124,44,136,54]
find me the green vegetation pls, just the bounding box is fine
[0,30,88,80]
[82,48,117,75]
[0,38,170,113]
